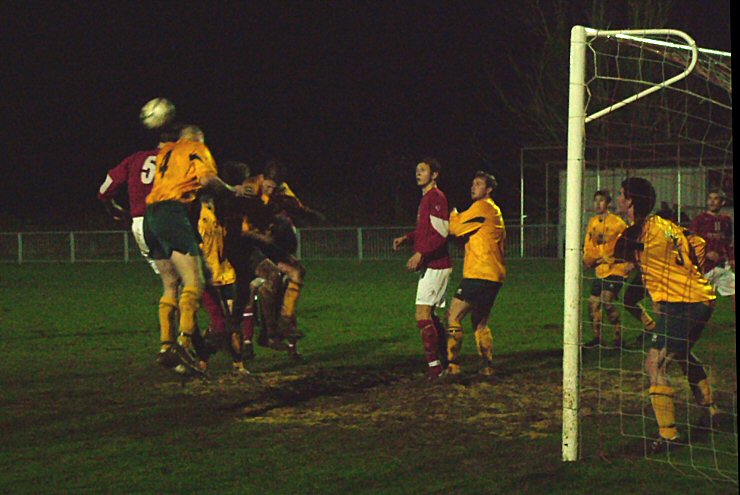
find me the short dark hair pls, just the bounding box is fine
[594,190,611,204]
[221,161,251,186]
[263,159,287,185]
[621,177,656,217]
[420,157,441,176]
[474,170,497,193]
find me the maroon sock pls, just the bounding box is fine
[418,320,442,375]
[242,306,255,342]
[431,314,448,367]
[201,286,226,336]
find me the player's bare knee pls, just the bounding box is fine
[415,305,433,321]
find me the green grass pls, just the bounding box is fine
[0,260,736,494]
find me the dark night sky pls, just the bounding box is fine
[0,1,731,229]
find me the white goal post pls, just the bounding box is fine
[562,26,722,462]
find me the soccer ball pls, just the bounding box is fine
[139,97,176,129]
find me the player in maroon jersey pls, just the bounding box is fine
[98,134,169,273]
[690,191,735,311]
[393,158,452,379]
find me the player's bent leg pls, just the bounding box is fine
[275,260,305,342]
[678,352,719,425]
[255,259,293,346]
[277,260,304,320]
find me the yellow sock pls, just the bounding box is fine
[177,285,201,346]
[447,325,463,373]
[280,280,303,319]
[159,296,178,350]
[474,327,493,366]
[641,310,656,331]
[649,385,678,440]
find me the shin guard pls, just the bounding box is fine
[640,309,657,331]
[418,320,442,372]
[201,285,226,336]
[280,280,303,320]
[158,296,178,350]
[241,305,256,342]
[447,325,464,374]
[178,285,202,346]
[649,385,678,440]
[431,314,448,368]
[474,327,494,367]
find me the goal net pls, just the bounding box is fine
[563,26,736,485]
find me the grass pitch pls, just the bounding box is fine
[0,260,736,494]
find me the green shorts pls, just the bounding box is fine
[649,301,713,356]
[143,201,201,260]
[453,278,502,311]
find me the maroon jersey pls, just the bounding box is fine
[405,187,452,270]
[97,149,159,217]
[690,211,734,272]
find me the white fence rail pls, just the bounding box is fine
[0,225,564,263]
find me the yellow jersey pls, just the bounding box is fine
[583,212,631,278]
[637,215,715,303]
[449,198,506,283]
[198,200,236,286]
[146,138,217,205]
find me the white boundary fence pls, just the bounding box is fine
[0,224,564,263]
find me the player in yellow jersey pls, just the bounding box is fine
[615,177,718,454]
[143,125,247,375]
[446,171,505,377]
[582,190,631,348]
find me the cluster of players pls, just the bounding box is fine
[581,183,734,453]
[98,121,324,376]
[98,102,734,454]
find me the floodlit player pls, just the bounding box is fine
[216,161,298,357]
[615,177,718,454]
[690,191,735,312]
[97,127,177,274]
[240,160,323,361]
[392,158,451,380]
[143,125,246,375]
[446,170,505,377]
[582,190,630,348]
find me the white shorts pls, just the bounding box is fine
[131,216,159,274]
[415,267,452,307]
[705,263,735,296]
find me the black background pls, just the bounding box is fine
[0,1,731,229]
